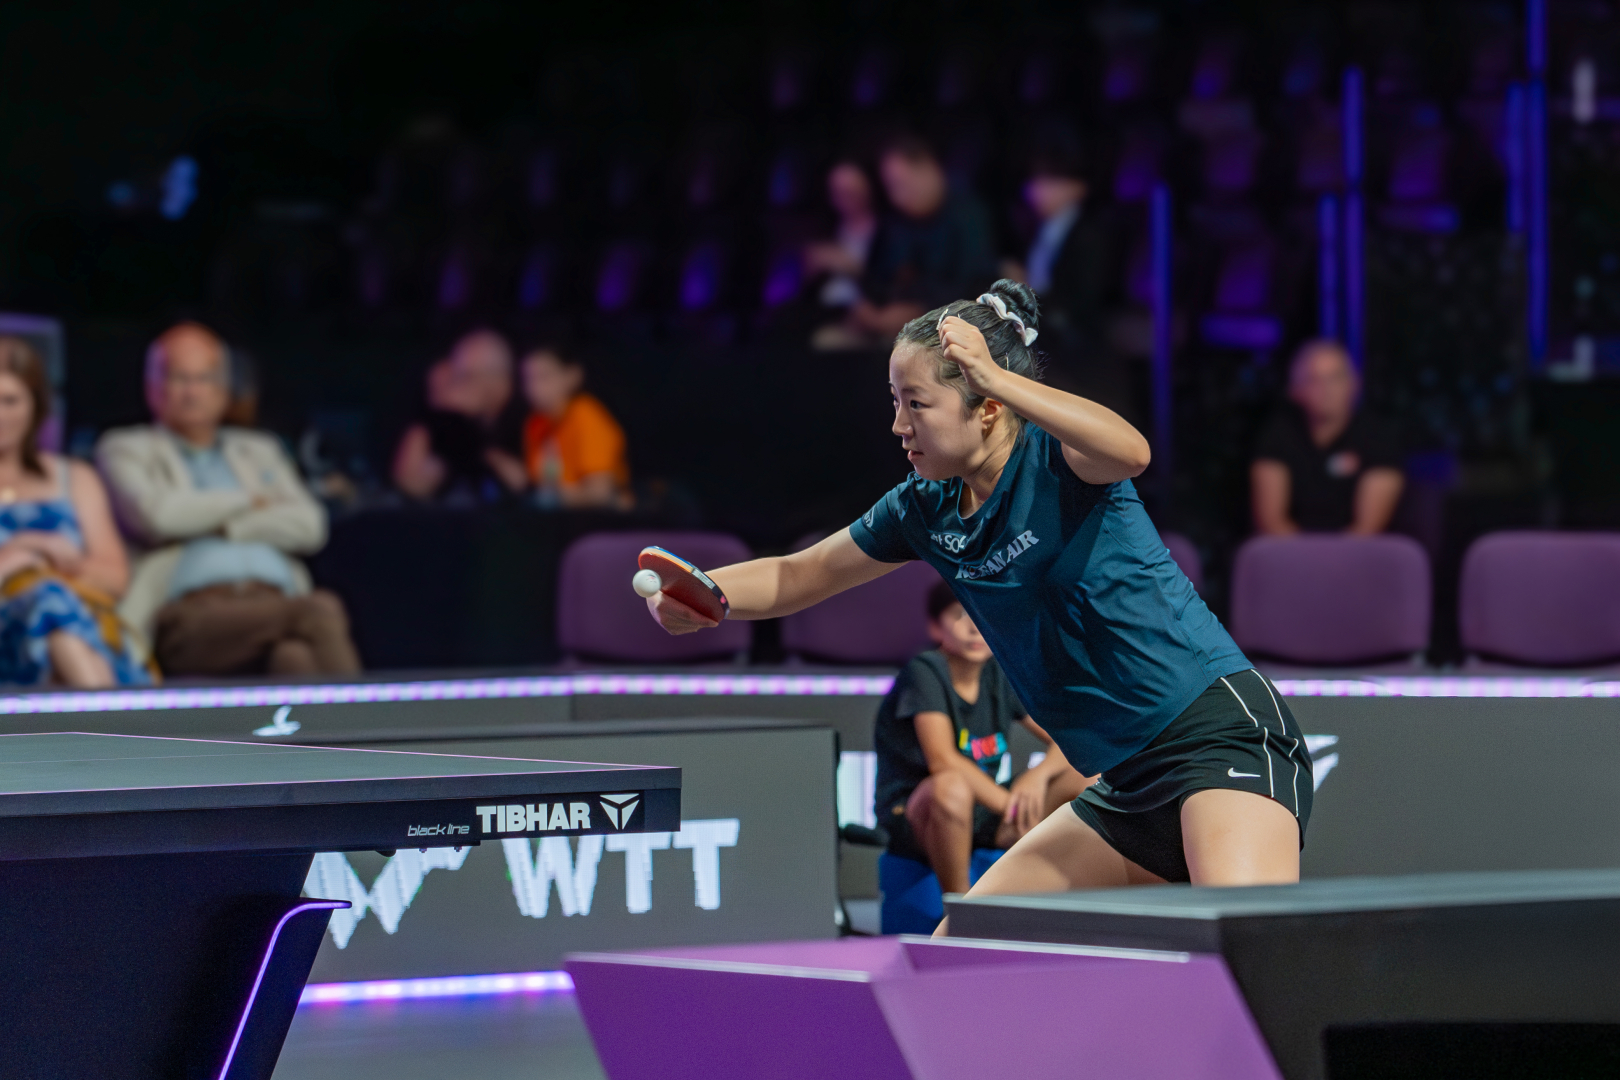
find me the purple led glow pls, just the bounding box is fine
[0,672,1616,717]
[299,970,574,1005]
[219,900,348,1080]
[1506,83,1527,234]
[1272,677,1620,698]
[1150,183,1174,500]
[1318,194,1341,337]
[0,673,896,714]
[1341,66,1365,368]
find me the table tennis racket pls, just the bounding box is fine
[636,546,730,623]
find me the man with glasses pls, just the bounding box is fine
[96,322,361,678]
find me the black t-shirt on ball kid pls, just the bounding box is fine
[873,651,1026,827]
[1253,406,1404,532]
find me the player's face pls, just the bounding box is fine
[889,345,986,482]
[930,602,992,662]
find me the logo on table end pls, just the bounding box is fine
[600,793,641,829]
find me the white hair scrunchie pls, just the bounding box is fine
[975,292,1039,346]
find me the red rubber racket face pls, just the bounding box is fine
[638,546,729,623]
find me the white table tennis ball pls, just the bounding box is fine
[632,569,663,598]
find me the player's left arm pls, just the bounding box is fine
[938,316,1150,485]
[647,528,900,632]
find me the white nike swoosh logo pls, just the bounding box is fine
[1228,768,1261,778]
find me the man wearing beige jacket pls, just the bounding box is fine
[96,322,360,677]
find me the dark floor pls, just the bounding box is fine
[273,992,606,1080]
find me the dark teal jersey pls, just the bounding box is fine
[849,425,1250,775]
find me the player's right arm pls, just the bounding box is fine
[646,527,901,633]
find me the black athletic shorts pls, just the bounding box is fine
[885,801,1003,864]
[1070,668,1312,883]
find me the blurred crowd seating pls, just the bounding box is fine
[23,3,1620,676]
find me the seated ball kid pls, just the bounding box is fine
[874,580,1089,896]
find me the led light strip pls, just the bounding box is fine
[1271,678,1620,698]
[0,673,1615,716]
[299,970,574,1005]
[0,673,896,714]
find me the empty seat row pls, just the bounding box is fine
[1231,532,1620,670]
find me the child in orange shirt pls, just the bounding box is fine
[520,343,632,509]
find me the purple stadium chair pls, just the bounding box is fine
[1160,531,1203,595]
[595,242,648,313]
[1199,245,1282,350]
[1230,535,1431,665]
[516,243,561,311]
[557,531,752,664]
[678,241,726,312]
[781,556,944,666]
[1295,115,1344,192]
[1379,126,1460,233]
[1203,132,1263,196]
[1459,532,1620,667]
[1113,130,1164,203]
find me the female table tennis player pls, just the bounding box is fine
[645,278,1311,912]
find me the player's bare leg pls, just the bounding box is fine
[1181,788,1300,885]
[935,804,1165,935]
[906,773,976,895]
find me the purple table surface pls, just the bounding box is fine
[567,936,1282,1080]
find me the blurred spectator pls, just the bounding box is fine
[97,322,361,678]
[804,161,877,348]
[1010,139,1129,414]
[392,329,527,500]
[519,342,632,510]
[873,581,1085,896]
[0,337,146,688]
[1251,340,1405,536]
[848,135,997,341]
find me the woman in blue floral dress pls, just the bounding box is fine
[0,336,149,687]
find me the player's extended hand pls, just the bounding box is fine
[938,315,1003,399]
[646,590,720,635]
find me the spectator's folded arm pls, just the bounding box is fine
[96,434,254,543]
[221,498,326,553]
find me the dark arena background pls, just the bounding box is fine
[2,2,1620,1079]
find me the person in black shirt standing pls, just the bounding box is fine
[874,581,1086,897]
[1251,339,1404,535]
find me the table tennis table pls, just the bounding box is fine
[948,871,1620,1080]
[0,731,679,1080]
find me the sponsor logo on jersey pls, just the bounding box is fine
[955,530,1040,581]
[930,531,968,553]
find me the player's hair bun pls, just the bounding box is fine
[893,279,1048,428]
[986,278,1040,338]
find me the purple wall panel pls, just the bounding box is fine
[567,937,1282,1080]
